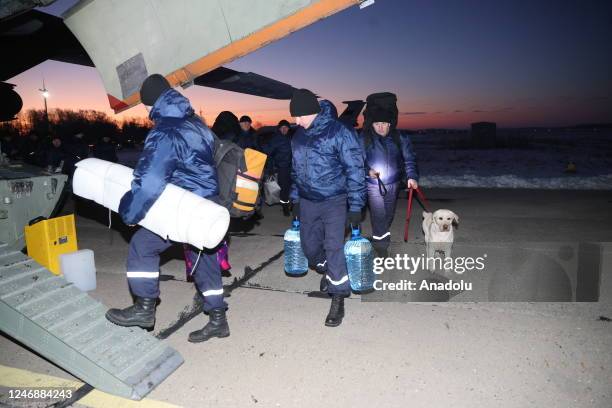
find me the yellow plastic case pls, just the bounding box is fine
[24,214,78,275]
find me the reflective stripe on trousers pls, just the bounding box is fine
[126,227,226,311]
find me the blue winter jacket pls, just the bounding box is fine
[262,130,292,170]
[360,130,419,185]
[236,129,259,150]
[119,89,218,225]
[290,100,366,212]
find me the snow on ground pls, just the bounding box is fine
[419,173,612,190]
[412,129,612,190]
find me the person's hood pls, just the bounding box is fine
[211,110,240,137]
[149,89,194,121]
[308,99,338,133]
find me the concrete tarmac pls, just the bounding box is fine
[1,188,611,407]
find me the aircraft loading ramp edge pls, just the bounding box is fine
[0,241,183,400]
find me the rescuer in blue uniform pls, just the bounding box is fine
[262,119,293,216]
[289,89,366,327]
[237,115,259,150]
[360,92,419,258]
[105,74,229,343]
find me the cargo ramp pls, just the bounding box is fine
[0,242,183,400]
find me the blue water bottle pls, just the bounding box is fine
[284,218,308,276]
[345,226,374,292]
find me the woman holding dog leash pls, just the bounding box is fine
[360,92,419,258]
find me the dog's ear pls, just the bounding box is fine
[451,212,459,228]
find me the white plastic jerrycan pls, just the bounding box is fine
[60,249,97,292]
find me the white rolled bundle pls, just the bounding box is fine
[73,158,229,249]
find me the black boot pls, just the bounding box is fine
[282,202,291,217]
[325,294,345,327]
[320,276,329,293]
[373,242,388,258]
[105,297,156,328]
[188,308,230,343]
[316,265,329,293]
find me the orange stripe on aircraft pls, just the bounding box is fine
[111,0,360,113]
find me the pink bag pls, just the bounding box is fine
[183,241,231,282]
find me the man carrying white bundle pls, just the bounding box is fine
[106,74,229,343]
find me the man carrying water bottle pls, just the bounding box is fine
[289,89,366,327]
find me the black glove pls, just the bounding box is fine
[292,202,300,219]
[348,211,361,227]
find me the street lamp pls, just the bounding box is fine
[38,79,49,136]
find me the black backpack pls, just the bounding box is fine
[212,134,267,218]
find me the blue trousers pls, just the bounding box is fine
[277,167,292,203]
[126,227,226,312]
[299,194,350,295]
[367,181,399,252]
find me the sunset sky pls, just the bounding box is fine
[8,0,612,129]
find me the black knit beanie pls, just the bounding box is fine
[140,74,171,106]
[289,89,320,117]
[278,119,290,128]
[239,115,252,123]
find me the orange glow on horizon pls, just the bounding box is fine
[10,61,609,131]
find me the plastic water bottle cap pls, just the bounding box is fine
[292,219,300,230]
[351,227,361,239]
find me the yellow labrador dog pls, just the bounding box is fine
[423,209,459,269]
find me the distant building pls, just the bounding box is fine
[471,122,497,148]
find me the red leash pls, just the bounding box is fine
[403,186,431,242]
[403,188,414,242]
[415,186,431,212]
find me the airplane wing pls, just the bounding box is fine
[194,67,296,100]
